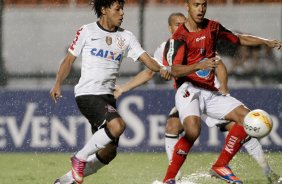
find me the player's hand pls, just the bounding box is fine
[218,86,229,96]
[114,85,124,99]
[266,40,282,50]
[160,66,172,81]
[50,84,62,103]
[198,57,219,70]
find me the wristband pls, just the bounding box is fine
[161,66,172,73]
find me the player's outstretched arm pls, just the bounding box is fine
[139,52,163,72]
[138,52,171,80]
[114,69,155,99]
[50,52,76,103]
[238,34,282,50]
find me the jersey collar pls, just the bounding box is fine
[96,21,119,33]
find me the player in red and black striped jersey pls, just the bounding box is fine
[162,0,282,184]
[163,19,239,91]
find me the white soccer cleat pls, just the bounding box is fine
[151,180,162,184]
[54,174,77,184]
[54,179,60,184]
[267,170,282,184]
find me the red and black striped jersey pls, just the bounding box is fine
[163,18,239,91]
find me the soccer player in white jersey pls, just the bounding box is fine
[50,0,170,184]
[114,12,281,184]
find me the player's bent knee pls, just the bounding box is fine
[107,118,126,137]
[165,118,181,134]
[183,120,201,142]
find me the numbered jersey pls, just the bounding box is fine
[163,18,239,91]
[69,22,145,96]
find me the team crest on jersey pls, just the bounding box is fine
[106,36,112,45]
[116,35,126,50]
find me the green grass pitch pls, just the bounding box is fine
[0,152,281,184]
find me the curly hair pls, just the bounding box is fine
[90,0,125,18]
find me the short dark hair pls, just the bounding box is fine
[90,0,125,18]
[168,12,185,26]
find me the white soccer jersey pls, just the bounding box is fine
[153,42,166,64]
[68,22,145,97]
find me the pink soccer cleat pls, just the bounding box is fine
[71,156,86,184]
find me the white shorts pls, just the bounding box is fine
[175,82,243,124]
[201,114,229,128]
[168,105,229,128]
[168,106,178,116]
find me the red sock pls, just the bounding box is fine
[163,136,193,182]
[213,123,248,167]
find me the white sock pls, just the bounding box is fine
[243,137,271,175]
[165,133,179,161]
[59,171,74,184]
[84,153,106,177]
[76,128,112,160]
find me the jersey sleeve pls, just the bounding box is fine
[153,42,165,64]
[68,25,87,57]
[163,38,186,66]
[217,24,239,44]
[126,32,146,62]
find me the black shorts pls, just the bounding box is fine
[75,94,121,134]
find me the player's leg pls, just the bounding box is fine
[223,122,281,184]
[75,116,124,156]
[165,107,183,161]
[165,107,184,180]
[244,138,281,183]
[72,95,125,183]
[212,105,248,166]
[202,115,243,183]
[73,116,123,183]
[204,93,248,183]
[210,105,248,184]
[163,83,201,183]
[84,142,117,176]
[163,115,200,183]
[55,143,117,184]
